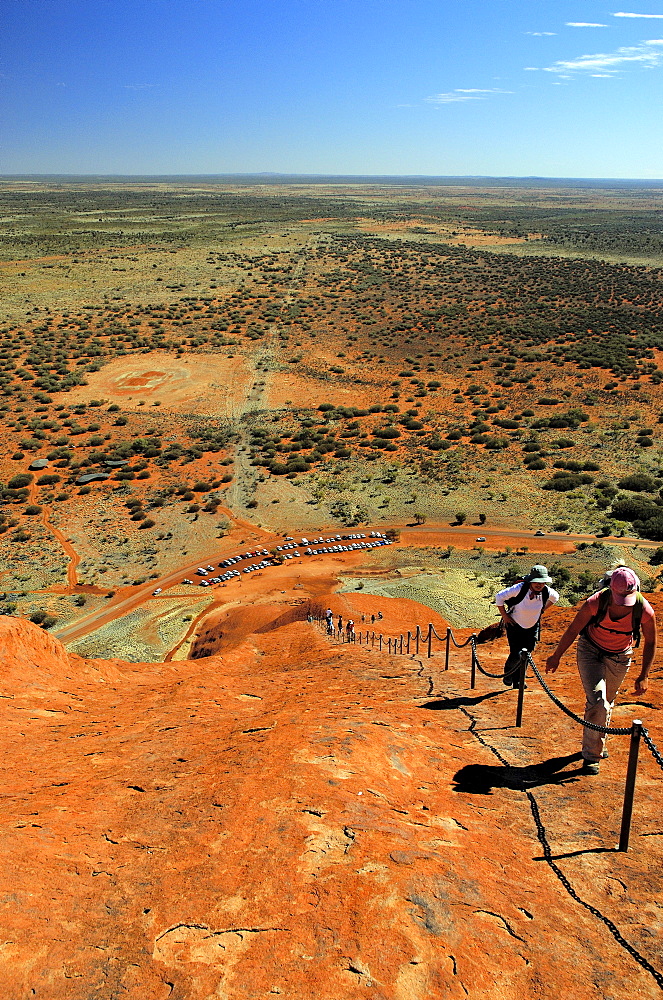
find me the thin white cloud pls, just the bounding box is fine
[542,39,663,76]
[612,11,663,17]
[566,22,609,27]
[425,88,512,103]
[526,31,557,36]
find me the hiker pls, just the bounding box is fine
[337,614,343,633]
[325,608,333,628]
[346,619,355,641]
[495,565,559,688]
[545,567,656,774]
[371,614,375,625]
[377,611,383,621]
[326,617,334,635]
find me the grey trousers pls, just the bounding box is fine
[576,635,631,762]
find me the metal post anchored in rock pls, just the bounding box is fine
[470,641,477,690]
[619,720,643,853]
[427,624,433,658]
[515,650,528,728]
[445,628,451,671]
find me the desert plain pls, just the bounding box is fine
[2,176,663,997]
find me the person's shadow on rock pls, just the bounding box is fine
[419,690,506,711]
[452,753,584,794]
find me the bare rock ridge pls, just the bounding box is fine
[1,610,663,999]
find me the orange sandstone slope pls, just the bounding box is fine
[1,615,663,999]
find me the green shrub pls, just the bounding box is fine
[618,473,659,492]
[8,474,33,489]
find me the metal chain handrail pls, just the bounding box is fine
[449,630,474,649]
[526,652,631,735]
[642,727,663,772]
[470,637,505,679]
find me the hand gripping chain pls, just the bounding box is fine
[526,652,631,735]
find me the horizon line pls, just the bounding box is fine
[1,172,663,185]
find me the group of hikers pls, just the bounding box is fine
[319,563,655,777]
[324,608,382,639]
[495,563,656,775]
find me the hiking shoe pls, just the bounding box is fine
[503,674,514,686]
[582,760,600,775]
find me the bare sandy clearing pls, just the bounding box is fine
[71,351,253,417]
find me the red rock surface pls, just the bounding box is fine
[1,607,663,999]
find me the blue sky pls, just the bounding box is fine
[1,0,662,177]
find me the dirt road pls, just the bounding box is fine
[52,518,656,646]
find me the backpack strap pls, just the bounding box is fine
[505,580,529,611]
[506,581,549,617]
[632,593,644,648]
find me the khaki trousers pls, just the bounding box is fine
[576,635,631,762]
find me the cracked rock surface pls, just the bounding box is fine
[1,606,662,999]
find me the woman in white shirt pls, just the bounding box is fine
[495,565,559,687]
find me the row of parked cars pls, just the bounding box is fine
[150,531,393,594]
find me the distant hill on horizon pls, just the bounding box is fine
[2,173,663,188]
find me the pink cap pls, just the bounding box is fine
[610,567,640,606]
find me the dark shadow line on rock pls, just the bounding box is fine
[419,690,507,711]
[533,846,618,861]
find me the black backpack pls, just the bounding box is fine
[585,587,644,647]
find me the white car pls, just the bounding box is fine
[152,588,162,595]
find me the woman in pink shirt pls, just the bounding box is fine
[546,568,657,774]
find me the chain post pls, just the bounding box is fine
[379,634,382,652]
[515,650,527,728]
[415,627,420,656]
[470,641,477,690]
[407,631,411,655]
[427,623,433,658]
[619,719,643,852]
[399,634,403,654]
[445,628,451,671]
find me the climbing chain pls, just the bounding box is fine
[470,637,505,679]
[448,629,474,649]
[526,652,631,736]
[642,727,663,773]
